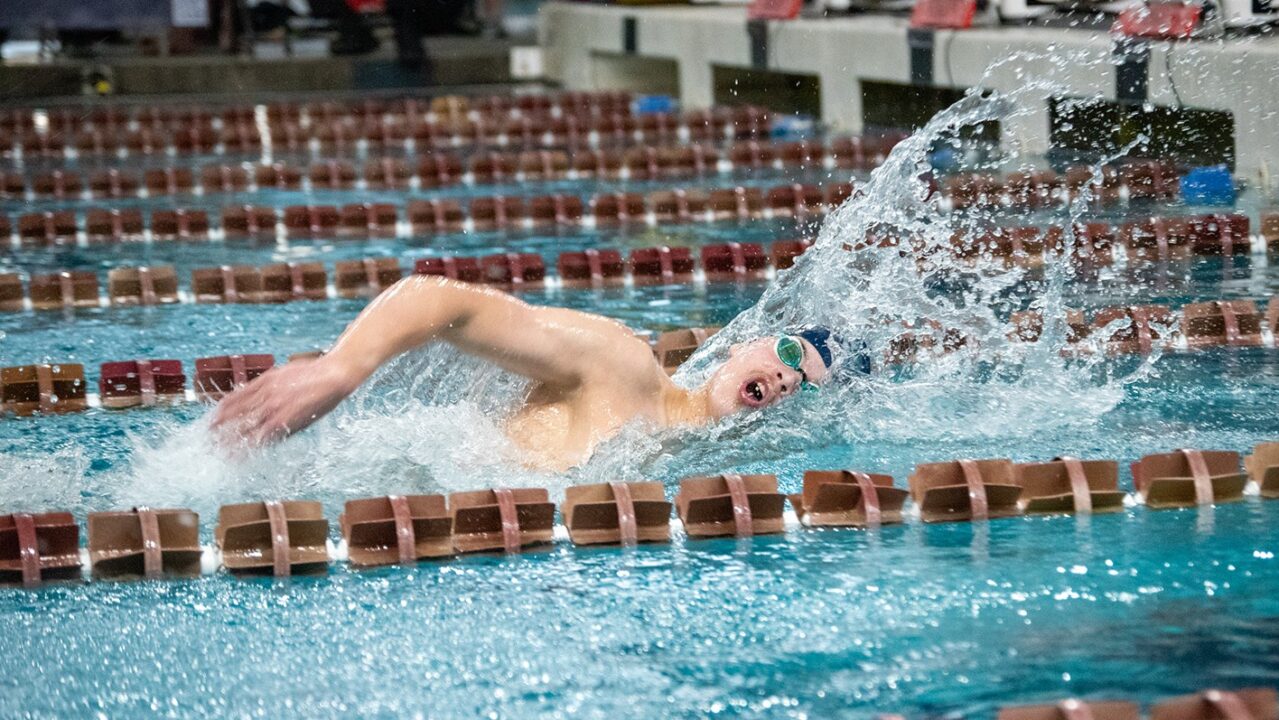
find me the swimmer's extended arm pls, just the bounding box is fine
[212,276,619,445]
[325,275,595,386]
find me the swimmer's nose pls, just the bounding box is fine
[775,369,802,397]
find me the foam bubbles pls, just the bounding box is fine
[0,447,89,512]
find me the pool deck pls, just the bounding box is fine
[538,2,1279,178]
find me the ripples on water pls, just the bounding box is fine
[0,502,1276,718]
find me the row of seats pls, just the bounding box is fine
[0,184,855,244]
[0,137,899,201]
[0,239,809,311]
[2,107,786,160]
[0,91,646,135]
[3,445,1277,585]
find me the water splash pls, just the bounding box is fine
[0,447,89,512]
[672,49,1162,473]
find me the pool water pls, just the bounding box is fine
[3,105,1279,716]
[0,499,1275,718]
[0,242,1276,717]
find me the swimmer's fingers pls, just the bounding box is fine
[245,394,327,447]
[210,358,343,448]
[219,404,285,450]
[209,374,254,421]
[235,383,311,447]
[211,404,263,448]
[210,375,276,443]
[209,393,243,431]
[247,408,293,447]
[211,364,284,428]
[209,383,260,433]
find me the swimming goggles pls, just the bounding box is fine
[775,336,819,393]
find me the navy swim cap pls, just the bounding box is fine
[796,326,833,368]
[792,325,872,376]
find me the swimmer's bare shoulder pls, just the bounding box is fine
[534,305,668,392]
[433,281,658,391]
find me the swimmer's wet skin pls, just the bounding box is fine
[211,275,830,471]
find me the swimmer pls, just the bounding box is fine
[212,276,833,471]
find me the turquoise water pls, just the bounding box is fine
[0,500,1275,718]
[0,251,1275,717]
[4,113,1279,715]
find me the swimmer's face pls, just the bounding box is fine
[704,336,829,418]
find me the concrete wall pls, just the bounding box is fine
[539,2,1279,178]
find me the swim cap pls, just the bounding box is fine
[796,326,833,368]
[792,325,872,376]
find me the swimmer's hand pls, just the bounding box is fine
[210,356,361,447]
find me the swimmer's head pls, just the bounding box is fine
[702,327,836,418]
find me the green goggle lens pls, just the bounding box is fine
[775,336,819,393]
[775,336,805,368]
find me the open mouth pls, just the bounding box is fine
[739,378,769,408]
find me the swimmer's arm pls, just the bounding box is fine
[323,276,596,389]
[213,277,615,445]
